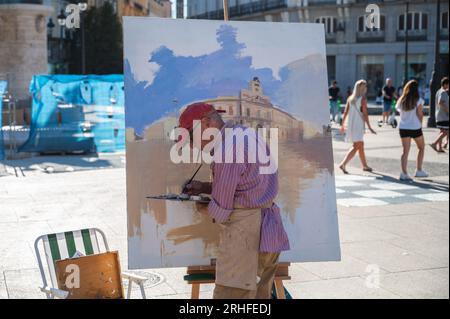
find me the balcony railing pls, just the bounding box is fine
[325,33,337,43]
[396,29,427,41]
[189,0,288,20]
[357,30,386,42]
[0,0,43,4]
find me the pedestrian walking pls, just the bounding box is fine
[396,80,428,181]
[329,80,341,123]
[379,78,397,126]
[430,77,449,153]
[339,80,376,174]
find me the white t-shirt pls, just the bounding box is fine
[396,98,424,130]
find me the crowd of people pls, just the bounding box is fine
[330,76,449,181]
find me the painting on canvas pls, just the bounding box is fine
[124,18,340,268]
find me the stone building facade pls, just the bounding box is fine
[0,2,53,105]
[186,0,449,98]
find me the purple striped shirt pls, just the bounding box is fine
[207,122,290,253]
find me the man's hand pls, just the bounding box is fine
[182,180,204,195]
[195,202,209,215]
[182,180,211,195]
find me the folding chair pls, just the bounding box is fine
[34,228,148,299]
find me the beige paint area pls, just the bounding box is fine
[126,117,335,268]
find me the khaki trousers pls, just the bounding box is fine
[213,252,280,299]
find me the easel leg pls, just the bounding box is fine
[191,283,200,299]
[274,280,286,299]
[127,279,133,299]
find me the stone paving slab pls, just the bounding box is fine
[297,254,388,280]
[341,241,446,273]
[284,276,402,299]
[377,269,449,299]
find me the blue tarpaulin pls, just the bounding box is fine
[19,75,125,154]
[0,80,6,160]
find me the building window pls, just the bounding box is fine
[228,105,234,115]
[246,108,251,117]
[357,55,385,98]
[442,12,449,30]
[358,15,385,32]
[315,16,337,34]
[398,12,428,31]
[396,54,427,88]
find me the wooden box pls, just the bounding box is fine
[55,251,124,299]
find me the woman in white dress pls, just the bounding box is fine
[339,80,377,174]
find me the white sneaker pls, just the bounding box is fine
[415,170,429,178]
[400,173,413,181]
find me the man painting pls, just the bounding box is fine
[178,102,290,299]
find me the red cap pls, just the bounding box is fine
[178,102,225,131]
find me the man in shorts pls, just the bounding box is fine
[381,78,397,125]
[431,77,449,153]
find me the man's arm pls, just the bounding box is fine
[437,92,449,114]
[417,102,424,124]
[207,162,245,223]
[440,100,449,115]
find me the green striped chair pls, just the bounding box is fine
[34,228,148,299]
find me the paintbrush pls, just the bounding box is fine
[182,164,203,193]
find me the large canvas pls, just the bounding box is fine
[124,18,340,269]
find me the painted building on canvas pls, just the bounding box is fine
[204,77,304,141]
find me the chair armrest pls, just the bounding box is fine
[121,272,147,283]
[40,286,69,299]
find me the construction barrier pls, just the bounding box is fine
[19,75,124,154]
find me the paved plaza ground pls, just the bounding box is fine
[0,116,448,299]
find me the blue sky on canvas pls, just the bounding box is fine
[124,18,326,84]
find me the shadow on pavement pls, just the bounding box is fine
[370,171,449,193]
[1,153,125,177]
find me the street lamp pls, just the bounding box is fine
[46,18,55,73]
[404,1,409,86]
[57,9,66,28]
[56,10,67,73]
[46,18,55,37]
[428,0,441,128]
[80,7,86,74]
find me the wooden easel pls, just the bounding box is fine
[185,262,291,299]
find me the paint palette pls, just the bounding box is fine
[146,194,211,204]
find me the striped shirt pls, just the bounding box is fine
[207,122,290,253]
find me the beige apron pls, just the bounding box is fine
[215,203,272,291]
